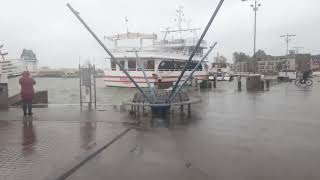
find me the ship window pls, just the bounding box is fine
[128,60,136,71]
[120,61,125,69]
[111,61,116,71]
[186,61,202,71]
[147,60,155,70]
[158,60,202,71]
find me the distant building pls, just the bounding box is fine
[234,61,249,73]
[20,49,38,71]
[233,50,315,74]
[256,55,296,74]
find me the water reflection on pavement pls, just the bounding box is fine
[1,78,320,180]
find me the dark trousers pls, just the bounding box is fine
[22,100,32,115]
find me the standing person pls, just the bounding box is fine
[19,71,36,116]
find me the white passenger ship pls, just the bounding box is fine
[104,7,210,88]
[0,46,22,78]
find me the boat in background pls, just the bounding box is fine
[0,45,23,78]
[104,7,209,88]
[209,62,232,81]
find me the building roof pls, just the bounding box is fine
[20,49,37,60]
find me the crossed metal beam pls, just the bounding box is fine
[67,4,153,104]
[169,42,217,102]
[169,0,225,100]
[67,0,224,105]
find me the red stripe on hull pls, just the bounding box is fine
[104,80,150,83]
[105,75,157,79]
[104,75,208,79]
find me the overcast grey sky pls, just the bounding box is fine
[1,0,319,68]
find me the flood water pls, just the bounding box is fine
[3,76,320,180]
[8,77,137,105]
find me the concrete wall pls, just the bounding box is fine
[9,90,48,106]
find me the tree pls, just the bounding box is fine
[233,52,251,63]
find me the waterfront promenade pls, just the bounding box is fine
[1,78,320,180]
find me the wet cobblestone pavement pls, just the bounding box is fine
[1,78,320,180]
[67,79,320,180]
[0,107,130,180]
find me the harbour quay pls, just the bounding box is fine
[0,78,319,180]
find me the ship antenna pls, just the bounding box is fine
[175,6,184,31]
[174,6,184,39]
[125,16,129,34]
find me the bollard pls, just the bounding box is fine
[0,83,9,109]
[266,80,270,89]
[180,105,184,120]
[260,81,265,90]
[237,76,242,91]
[188,104,191,117]
[213,80,216,88]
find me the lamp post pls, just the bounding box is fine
[242,0,261,73]
[280,33,296,76]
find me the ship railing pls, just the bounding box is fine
[110,68,202,72]
[158,69,202,72]
[111,68,155,72]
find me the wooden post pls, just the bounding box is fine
[188,104,191,117]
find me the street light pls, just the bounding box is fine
[242,0,262,73]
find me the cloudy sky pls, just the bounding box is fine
[1,0,319,68]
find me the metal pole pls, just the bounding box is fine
[169,43,217,102]
[253,0,257,73]
[133,51,155,99]
[280,34,296,77]
[67,3,152,104]
[89,63,92,110]
[79,63,82,109]
[169,0,225,99]
[93,64,97,108]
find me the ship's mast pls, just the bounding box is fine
[0,45,8,61]
[175,6,184,31]
[162,7,200,41]
[175,6,184,39]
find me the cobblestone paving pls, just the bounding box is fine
[0,107,129,180]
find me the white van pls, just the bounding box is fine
[277,70,297,80]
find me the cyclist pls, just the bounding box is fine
[302,70,312,84]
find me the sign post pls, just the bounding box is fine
[79,62,96,110]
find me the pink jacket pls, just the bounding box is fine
[19,71,36,101]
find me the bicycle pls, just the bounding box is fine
[295,78,313,87]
